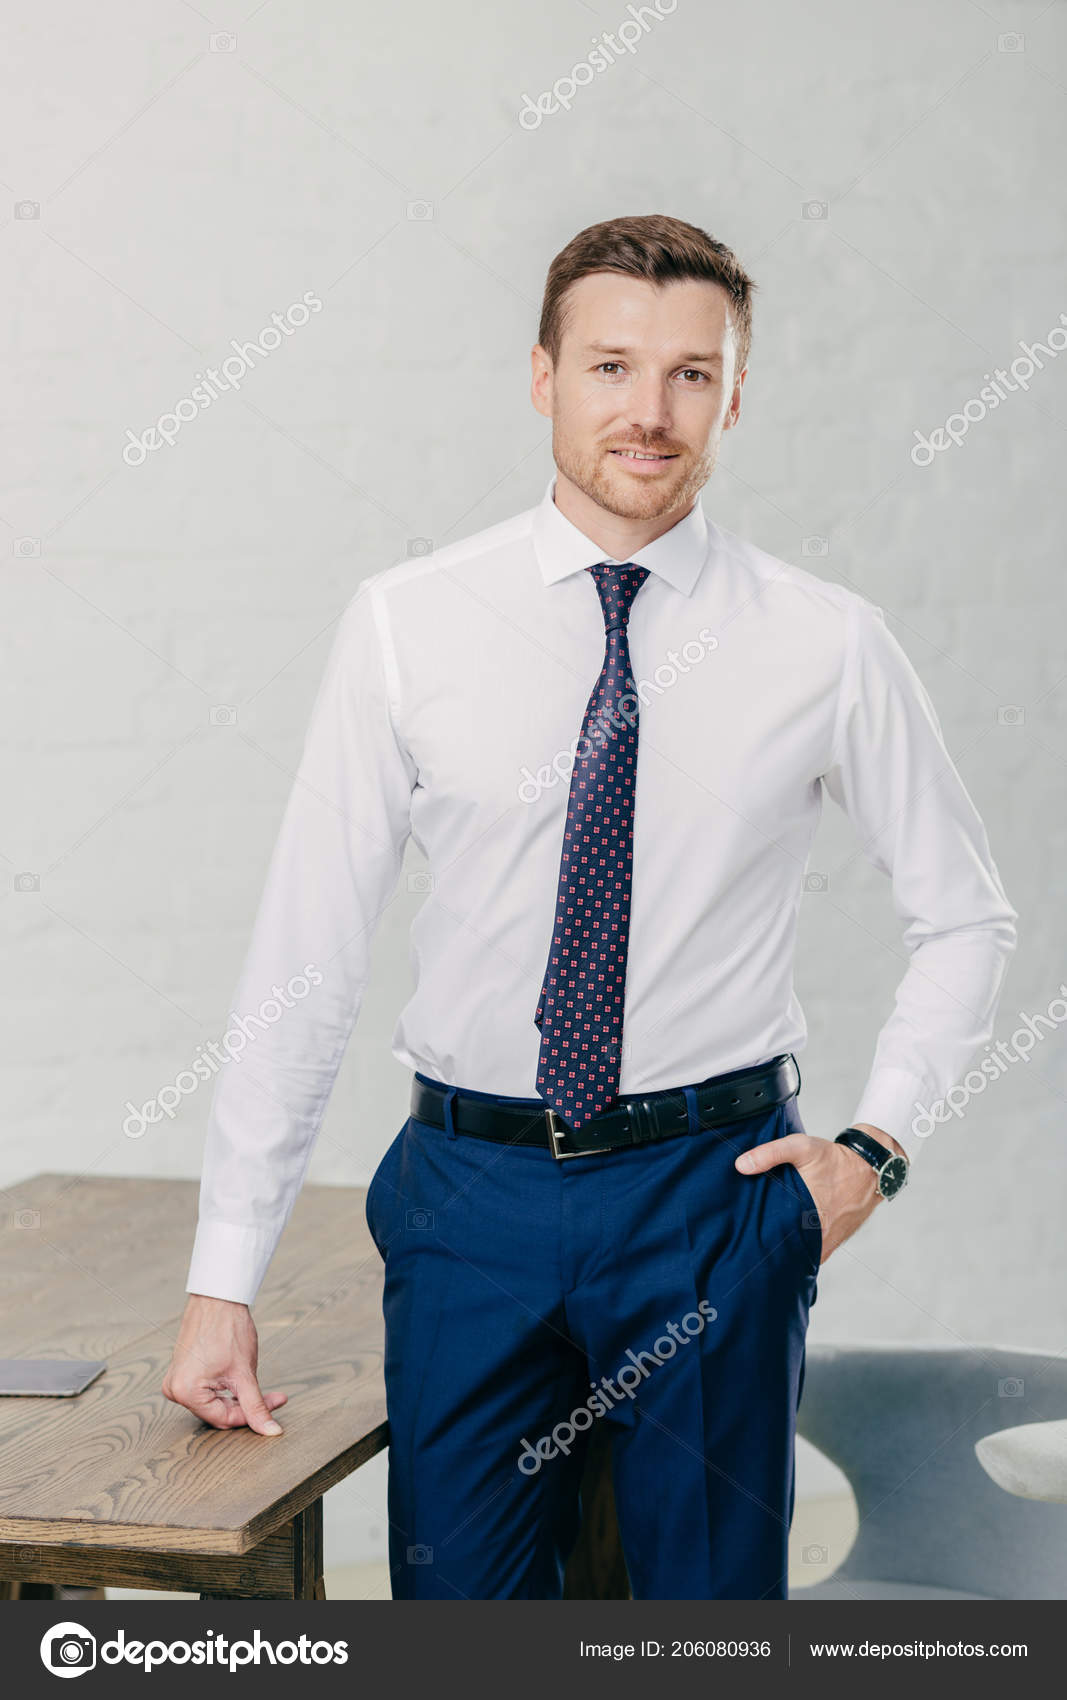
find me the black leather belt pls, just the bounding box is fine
[409,1054,801,1161]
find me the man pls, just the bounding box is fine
[163,215,1017,1600]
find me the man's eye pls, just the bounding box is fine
[595,363,627,379]
[678,369,710,384]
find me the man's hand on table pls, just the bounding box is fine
[162,1294,288,1436]
[734,1121,907,1265]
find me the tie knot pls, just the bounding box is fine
[588,562,650,633]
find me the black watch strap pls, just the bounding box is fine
[835,1126,891,1167]
[835,1126,910,1199]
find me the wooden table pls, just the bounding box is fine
[0,1172,387,1600]
[0,1171,627,1601]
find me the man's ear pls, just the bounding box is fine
[723,365,747,431]
[530,344,553,420]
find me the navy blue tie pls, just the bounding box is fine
[535,563,651,1129]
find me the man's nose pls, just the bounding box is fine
[623,374,675,436]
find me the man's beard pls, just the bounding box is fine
[553,429,718,520]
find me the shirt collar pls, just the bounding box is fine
[532,473,709,597]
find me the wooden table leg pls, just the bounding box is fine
[563,1423,631,1599]
[200,1499,326,1600]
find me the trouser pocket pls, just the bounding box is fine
[365,1119,409,1252]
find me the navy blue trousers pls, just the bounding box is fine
[365,1074,821,1601]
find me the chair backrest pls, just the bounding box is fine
[795,1342,1067,1599]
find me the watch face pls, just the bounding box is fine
[878,1155,909,1199]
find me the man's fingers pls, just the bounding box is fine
[234,1373,285,1436]
[198,1385,278,1433]
[734,1133,808,1174]
[163,1379,286,1434]
[170,1387,248,1430]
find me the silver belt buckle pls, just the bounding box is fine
[545,1107,584,1160]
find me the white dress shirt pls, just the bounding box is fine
[186,475,1017,1305]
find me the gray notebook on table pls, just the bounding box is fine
[0,1359,107,1396]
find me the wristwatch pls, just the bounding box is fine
[834,1127,910,1200]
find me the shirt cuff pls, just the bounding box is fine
[184,1218,280,1308]
[850,1067,937,1166]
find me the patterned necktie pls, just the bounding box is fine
[535,562,651,1129]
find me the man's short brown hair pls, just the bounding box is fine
[538,213,756,374]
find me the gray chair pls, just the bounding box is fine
[792,1342,1067,1600]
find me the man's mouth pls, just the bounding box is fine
[608,448,679,462]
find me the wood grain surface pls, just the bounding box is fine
[0,1173,386,1556]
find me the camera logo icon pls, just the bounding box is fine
[40,1621,97,1677]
